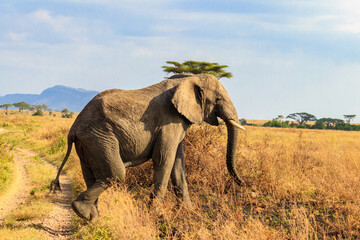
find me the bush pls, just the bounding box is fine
[239,118,247,125]
[32,110,43,116]
[62,112,74,118]
[312,121,325,129]
[263,120,289,128]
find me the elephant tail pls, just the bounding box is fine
[50,133,75,192]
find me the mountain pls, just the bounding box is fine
[0,85,99,112]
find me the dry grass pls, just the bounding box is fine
[0,227,47,240]
[6,199,53,222]
[0,111,359,239]
[73,186,157,239]
[0,143,14,193]
[246,119,269,125]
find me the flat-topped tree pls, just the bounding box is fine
[286,112,317,126]
[344,114,356,124]
[0,103,12,115]
[13,101,30,112]
[41,104,48,111]
[32,104,48,111]
[274,115,284,121]
[31,104,48,116]
[162,60,233,79]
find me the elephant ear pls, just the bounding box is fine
[172,78,205,125]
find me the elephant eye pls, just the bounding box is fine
[215,97,222,103]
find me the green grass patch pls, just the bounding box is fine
[73,224,114,240]
[0,228,47,240]
[6,199,52,222]
[32,155,44,164]
[26,163,56,187]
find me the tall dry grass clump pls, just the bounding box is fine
[74,185,157,239]
[124,125,360,238]
[183,125,360,239]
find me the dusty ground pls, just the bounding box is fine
[0,128,74,239]
[0,149,30,223]
[0,128,8,134]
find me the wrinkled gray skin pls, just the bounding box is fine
[51,74,242,221]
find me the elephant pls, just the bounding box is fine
[51,73,245,221]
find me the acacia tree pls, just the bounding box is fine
[162,60,233,79]
[31,104,48,116]
[0,104,12,115]
[343,114,356,124]
[32,104,48,111]
[286,112,317,125]
[274,115,284,121]
[13,101,30,113]
[40,104,48,111]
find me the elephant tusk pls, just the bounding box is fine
[228,120,246,130]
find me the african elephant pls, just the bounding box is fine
[51,73,244,221]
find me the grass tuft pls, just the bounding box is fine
[6,199,52,222]
[0,143,14,193]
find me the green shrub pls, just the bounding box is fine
[263,120,290,128]
[32,110,43,116]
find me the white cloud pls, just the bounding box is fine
[283,0,360,35]
[331,2,360,35]
[7,32,27,41]
[30,9,72,32]
[28,9,89,42]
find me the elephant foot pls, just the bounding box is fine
[90,204,99,221]
[72,200,91,221]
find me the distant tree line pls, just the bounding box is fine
[262,112,360,131]
[0,101,74,118]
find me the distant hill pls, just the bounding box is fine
[0,85,99,112]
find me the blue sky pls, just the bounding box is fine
[1,0,360,121]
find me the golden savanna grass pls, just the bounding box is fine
[0,141,13,193]
[0,111,359,239]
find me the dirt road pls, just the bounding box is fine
[0,149,30,223]
[0,128,74,239]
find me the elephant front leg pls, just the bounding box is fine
[171,142,191,206]
[150,138,180,204]
[151,156,176,204]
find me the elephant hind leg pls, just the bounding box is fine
[72,180,108,221]
[73,136,126,220]
[79,160,100,221]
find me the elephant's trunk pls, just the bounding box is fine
[225,121,243,186]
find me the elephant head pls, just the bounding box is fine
[172,74,244,185]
